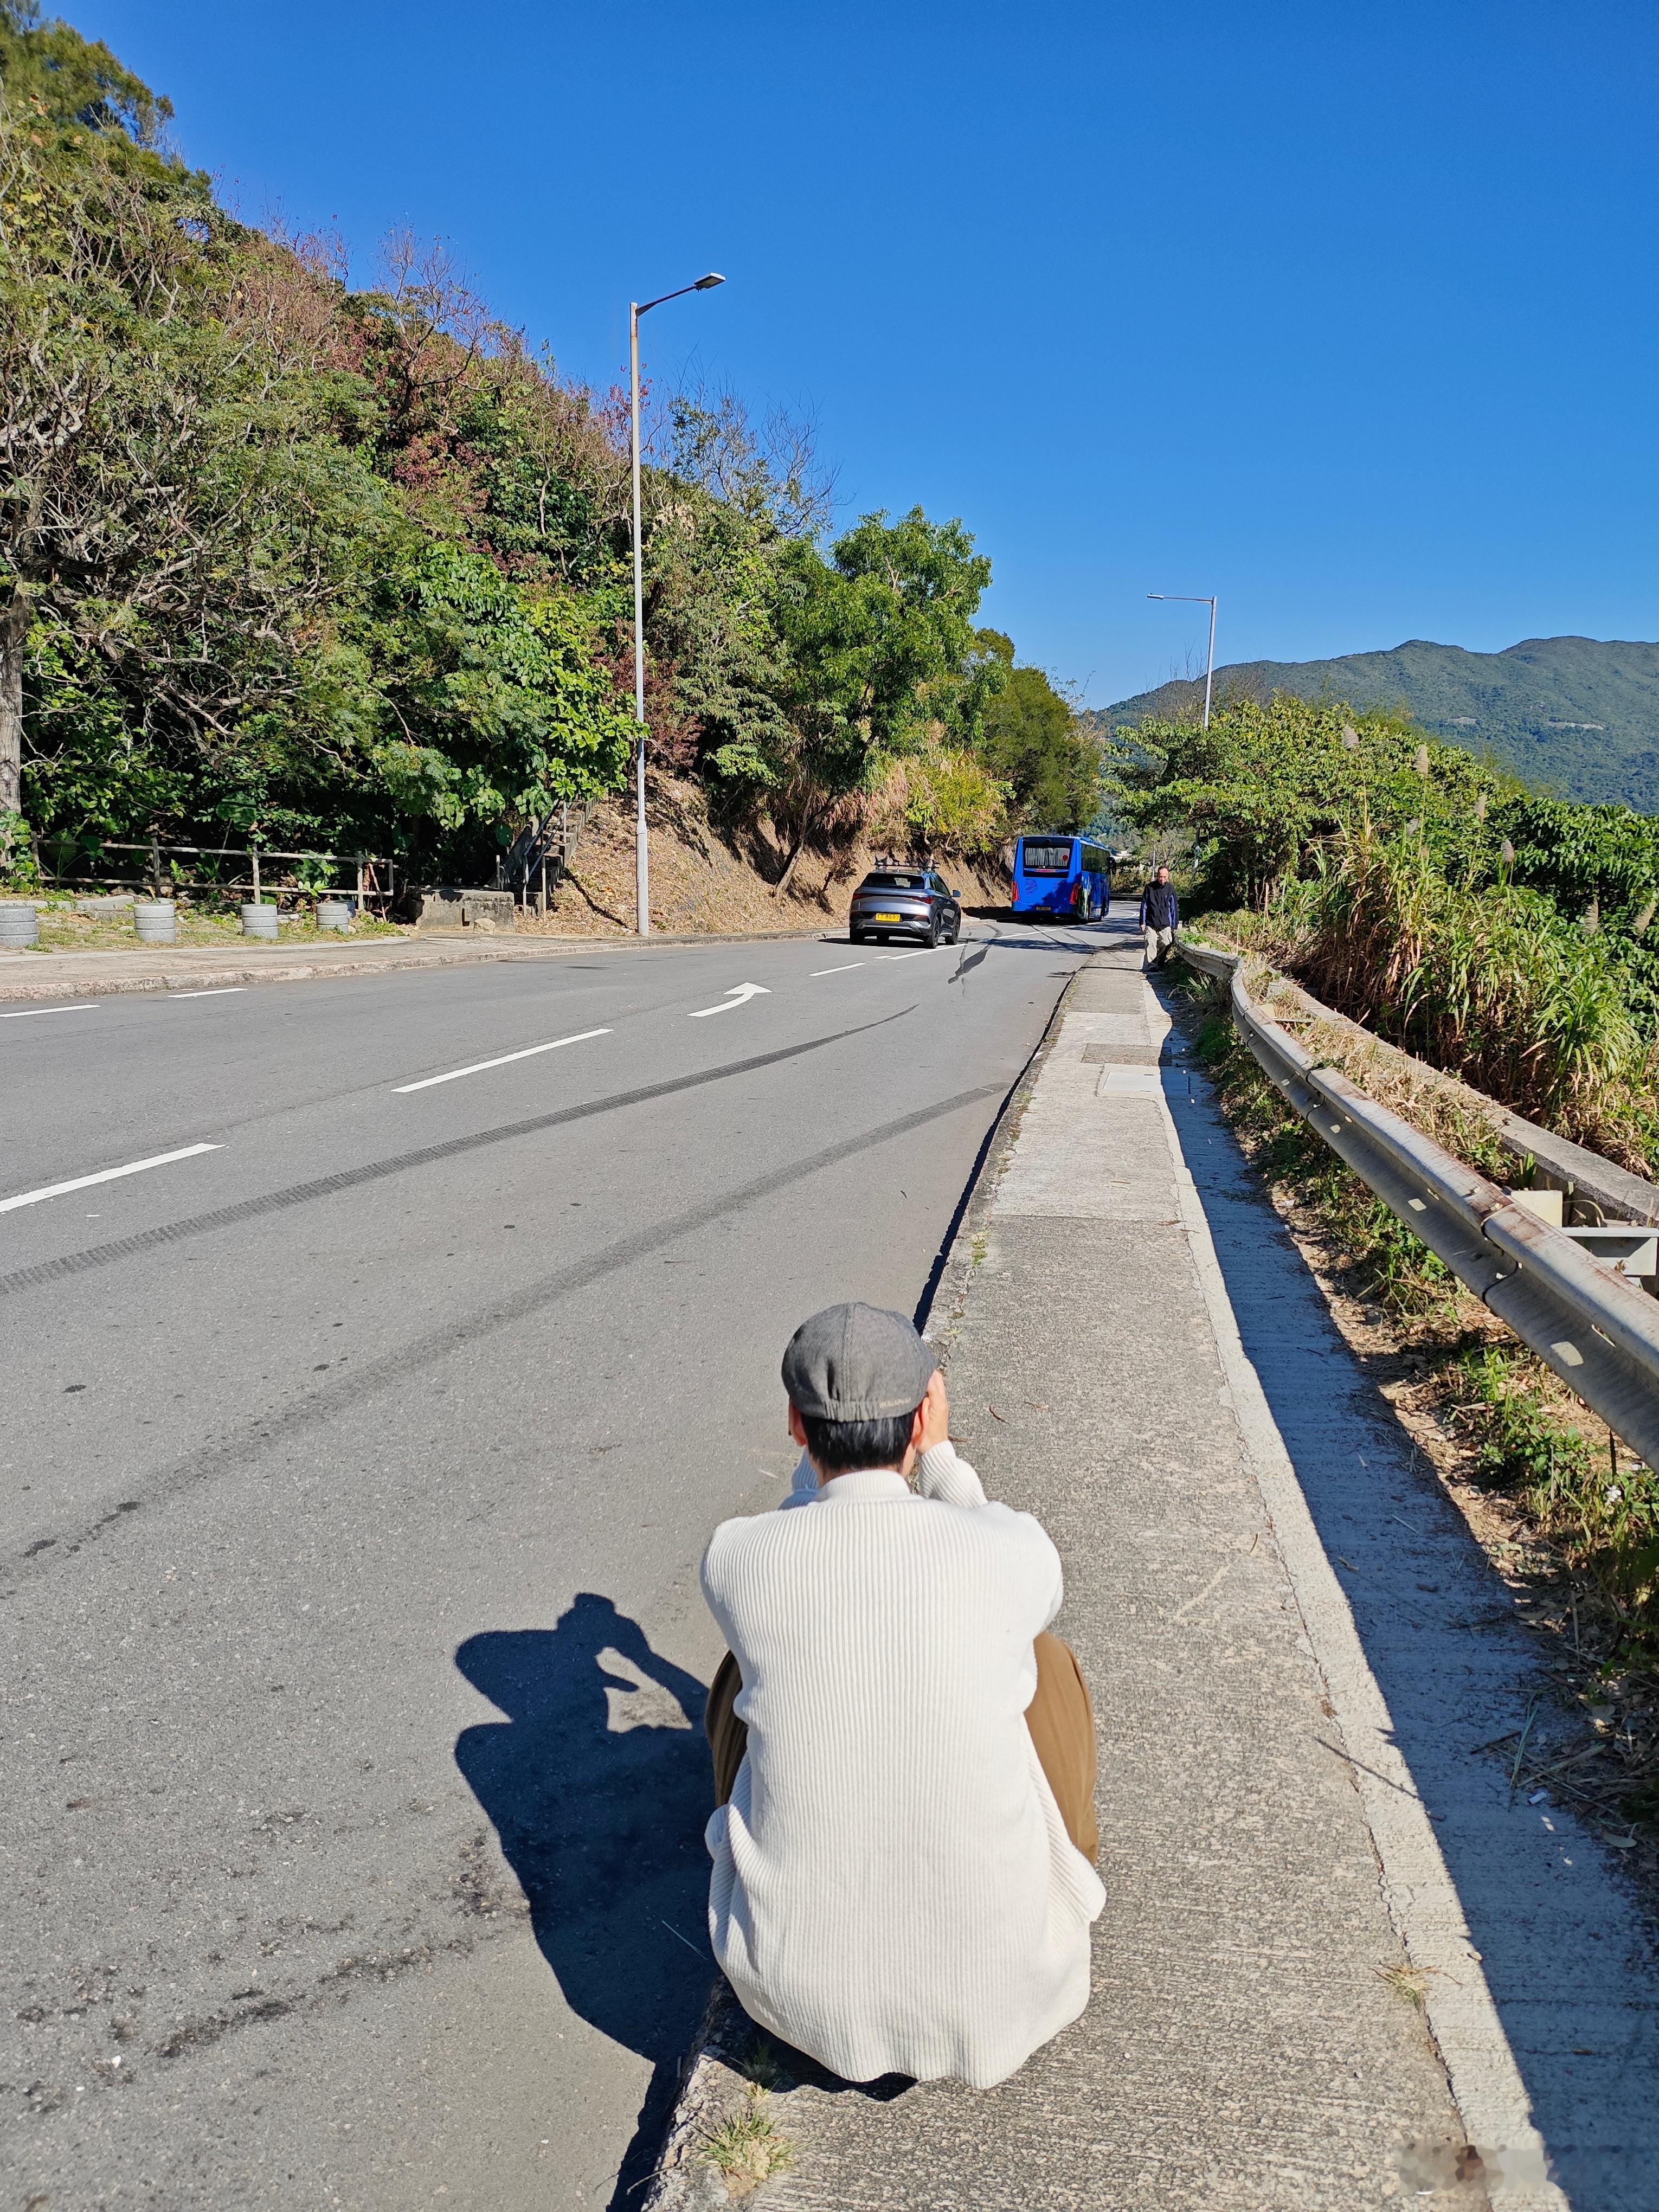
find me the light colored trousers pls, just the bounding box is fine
[706,1630,1099,1861]
[1143,924,1175,965]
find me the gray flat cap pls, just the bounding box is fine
[782,1302,938,1422]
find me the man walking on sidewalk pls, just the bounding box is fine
[1140,864,1178,969]
[700,1302,1104,2089]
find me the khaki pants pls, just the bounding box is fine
[705,1630,1099,1861]
[1143,924,1175,967]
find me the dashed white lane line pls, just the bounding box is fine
[877,948,942,961]
[810,963,864,978]
[0,1142,221,1215]
[2,1003,100,1018]
[394,1027,612,1093]
[171,987,245,1000]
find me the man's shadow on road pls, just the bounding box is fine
[454,1596,714,2205]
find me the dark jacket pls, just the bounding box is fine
[1140,880,1179,931]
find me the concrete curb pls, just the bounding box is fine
[918,959,1083,1356]
[0,924,846,1002]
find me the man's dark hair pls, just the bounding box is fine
[799,1407,917,1476]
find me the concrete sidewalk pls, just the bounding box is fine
[0,921,835,1000]
[651,925,1659,2211]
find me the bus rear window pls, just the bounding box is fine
[1020,841,1073,876]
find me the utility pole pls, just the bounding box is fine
[1147,593,1218,728]
[629,273,725,935]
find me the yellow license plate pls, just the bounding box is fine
[872,911,902,922]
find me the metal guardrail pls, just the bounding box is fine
[1179,940,1659,1468]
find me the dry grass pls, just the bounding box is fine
[698,2082,796,2196]
[1207,834,1659,1173]
[1375,1962,1430,2011]
[14,774,1009,956]
[513,770,1007,941]
[18,901,401,953]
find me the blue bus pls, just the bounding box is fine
[1011,835,1113,921]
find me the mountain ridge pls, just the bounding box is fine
[1098,634,1659,811]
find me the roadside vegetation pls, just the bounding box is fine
[1187,996,1658,1858]
[1113,695,1659,1173]
[0,3,1102,905]
[1129,687,1659,1854]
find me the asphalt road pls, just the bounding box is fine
[2,916,1101,2211]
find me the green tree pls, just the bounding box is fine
[362,544,636,833]
[1114,694,1509,909]
[768,507,994,888]
[0,0,169,142]
[2,5,1045,901]
[979,650,1099,831]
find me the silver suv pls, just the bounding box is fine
[849,869,963,947]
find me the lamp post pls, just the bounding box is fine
[629,272,725,936]
[1147,592,1218,728]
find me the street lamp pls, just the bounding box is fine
[1147,592,1218,728]
[630,271,725,936]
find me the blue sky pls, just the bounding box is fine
[74,1,1659,705]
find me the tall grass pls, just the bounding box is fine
[1454,1344,1659,1658]
[1257,831,1659,1167]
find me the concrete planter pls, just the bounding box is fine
[240,902,279,940]
[133,898,177,944]
[0,901,39,947]
[414,887,518,931]
[317,898,353,934]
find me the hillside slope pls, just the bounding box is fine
[517,773,1008,937]
[1102,636,1659,809]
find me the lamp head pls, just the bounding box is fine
[695,273,725,290]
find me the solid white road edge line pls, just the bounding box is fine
[809,963,864,977]
[0,1142,221,1215]
[1,1004,101,1018]
[171,987,246,1000]
[394,1027,613,1093]
[1143,979,1566,2211]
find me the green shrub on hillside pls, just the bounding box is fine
[1118,693,1659,1168]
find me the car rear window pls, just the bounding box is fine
[860,873,926,890]
[1020,841,1073,875]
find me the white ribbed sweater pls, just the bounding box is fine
[700,1442,1105,2088]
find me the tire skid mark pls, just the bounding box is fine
[3,1078,1000,1588]
[0,1011,908,1300]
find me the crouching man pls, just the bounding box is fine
[700,1302,1105,2089]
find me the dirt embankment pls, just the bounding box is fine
[521,773,1009,938]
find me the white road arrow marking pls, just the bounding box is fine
[687,982,771,1019]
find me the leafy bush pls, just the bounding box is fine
[1453,1343,1659,1654]
[1129,695,1659,1169]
